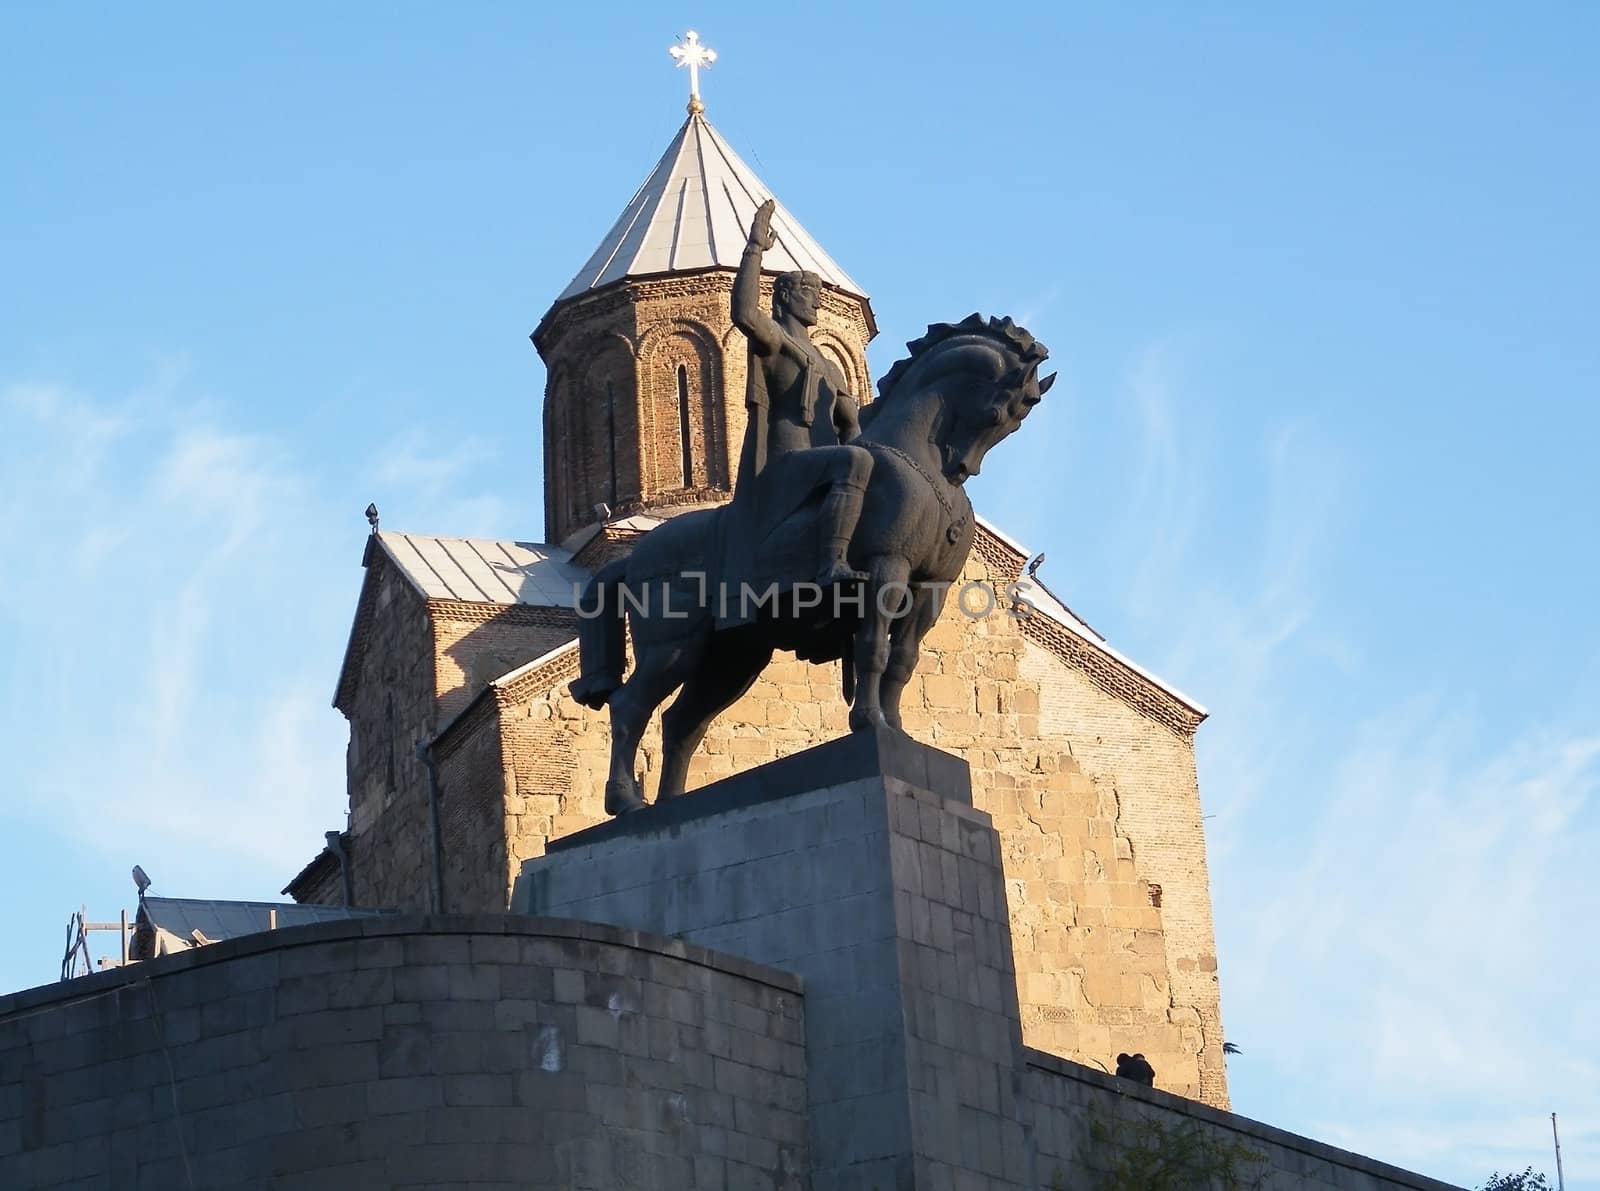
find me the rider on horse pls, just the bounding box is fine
[717,199,873,626]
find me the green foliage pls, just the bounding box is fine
[1478,1169,1554,1191]
[1069,1106,1269,1191]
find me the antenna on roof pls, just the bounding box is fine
[365,503,380,533]
[132,865,151,896]
[1026,552,1045,577]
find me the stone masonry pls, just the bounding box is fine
[511,732,1460,1191]
[514,730,1031,1191]
[327,525,1228,1106]
[0,916,806,1190]
[311,113,1229,1110]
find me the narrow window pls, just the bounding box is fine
[605,380,618,502]
[677,364,694,486]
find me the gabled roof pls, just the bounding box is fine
[555,113,869,304]
[374,531,586,608]
[334,531,588,713]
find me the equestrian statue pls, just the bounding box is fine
[571,199,1053,815]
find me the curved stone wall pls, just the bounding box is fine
[0,915,806,1190]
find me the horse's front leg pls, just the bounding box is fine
[849,555,911,732]
[605,635,693,816]
[882,582,948,732]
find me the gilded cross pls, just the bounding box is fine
[669,30,716,113]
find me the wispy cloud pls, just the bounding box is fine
[365,428,513,538]
[1,366,528,993]
[1098,340,1599,1187]
[0,375,361,990]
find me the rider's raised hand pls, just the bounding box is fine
[749,199,777,251]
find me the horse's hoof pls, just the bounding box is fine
[849,706,888,733]
[569,672,618,711]
[604,779,646,817]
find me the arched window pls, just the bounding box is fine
[677,364,694,486]
[605,380,619,502]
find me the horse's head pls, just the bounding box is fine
[872,314,1054,483]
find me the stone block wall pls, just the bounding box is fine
[513,738,1457,1191]
[0,916,806,1191]
[336,556,440,910]
[433,528,1228,1105]
[1018,634,1225,1104]
[1025,1050,1463,1191]
[435,698,512,914]
[514,736,1028,1191]
[332,547,579,913]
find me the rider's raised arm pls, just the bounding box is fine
[732,199,782,356]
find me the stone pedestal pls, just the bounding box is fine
[512,728,1030,1191]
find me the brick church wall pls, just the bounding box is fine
[325,254,1227,1106]
[341,555,440,909]
[1020,638,1226,1105]
[451,533,1227,1106]
[431,604,577,724]
[434,702,512,915]
[330,524,1226,1105]
[336,553,581,911]
[537,273,872,543]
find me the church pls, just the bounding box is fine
[0,38,1473,1191]
[291,55,1229,1109]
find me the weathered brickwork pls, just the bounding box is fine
[0,916,807,1191]
[334,548,584,910]
[535,272,873,543]
[352,530,1223,1106]
[282,847,343,905]
[335,553,440,909]
[569,523,651,570]
[435,701,511,913]
[430,602,577,723]
[318,240,1229,1111]
[1020,638,1226,1106]
[324,511,1228,1107]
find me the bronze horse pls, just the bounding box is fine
[571,314,1053,814]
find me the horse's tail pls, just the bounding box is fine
[841,652,855,705]
[569,559,628,710]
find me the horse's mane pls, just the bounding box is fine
[872,313,1050,409]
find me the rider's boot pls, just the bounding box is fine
[815,478,869,586]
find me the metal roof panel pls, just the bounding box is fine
[556,113,867,301]
[374,532,584,610]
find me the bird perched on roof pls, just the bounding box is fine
[1115,1052,1155,1086]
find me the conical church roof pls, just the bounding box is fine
[556,113,869,304]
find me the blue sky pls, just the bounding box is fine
[3,3,1595,1186]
